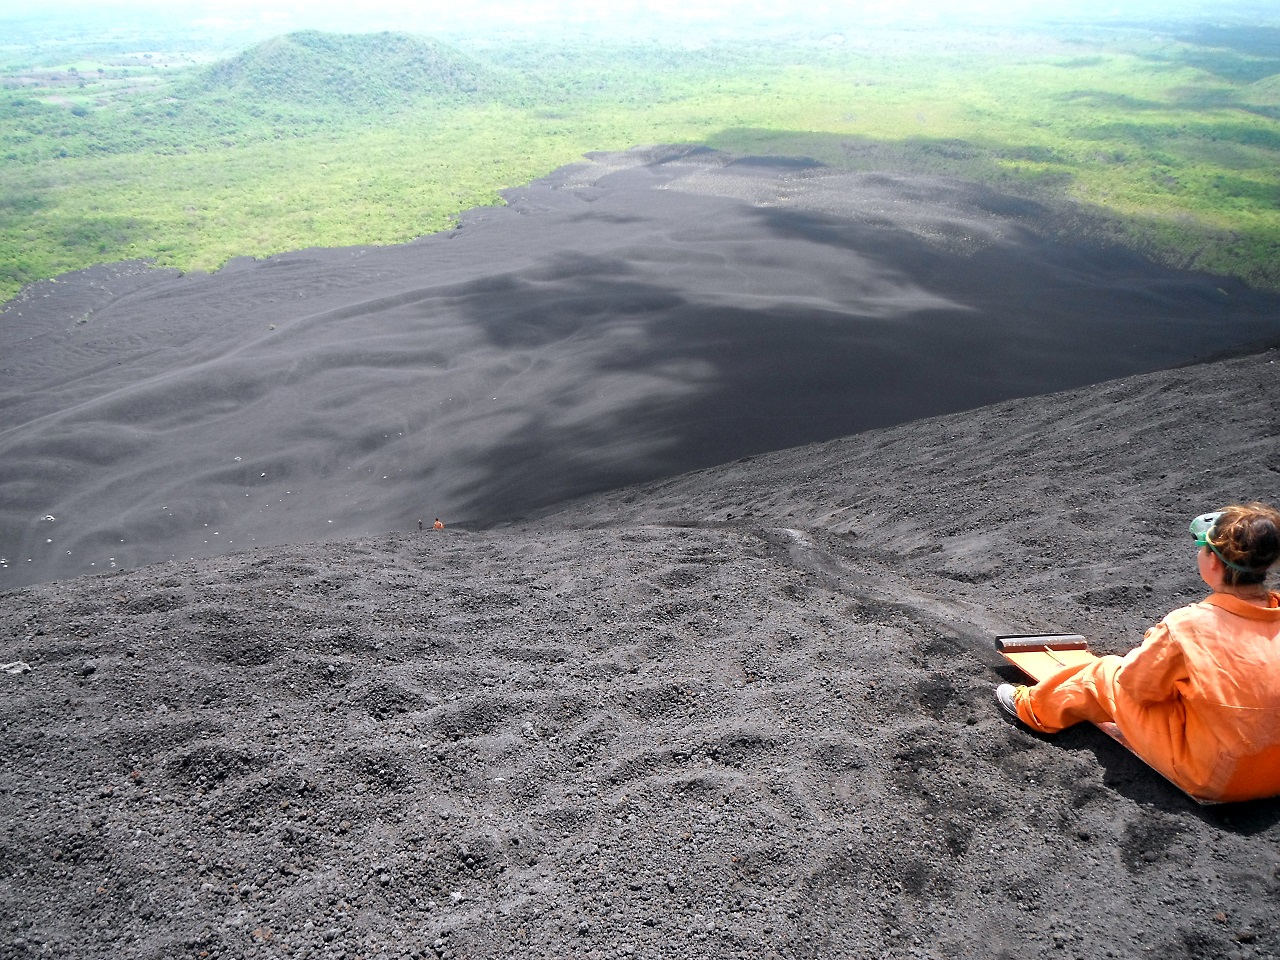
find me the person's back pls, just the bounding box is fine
[999,502,1280,803]
[1109,591,1280,802]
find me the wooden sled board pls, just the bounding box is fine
[995,634,1215,805]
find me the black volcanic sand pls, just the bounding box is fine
[5,145,1280,589]
[1,347,1278,960]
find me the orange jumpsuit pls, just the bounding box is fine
[1015,592,1280,803]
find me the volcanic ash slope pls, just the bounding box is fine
[0,348,1278,960]
[6,147,1280,590]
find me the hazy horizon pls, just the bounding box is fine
[3,0,1276,46]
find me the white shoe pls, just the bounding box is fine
[995,683,1020,719]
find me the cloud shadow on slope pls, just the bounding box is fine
[444,204,1280,520]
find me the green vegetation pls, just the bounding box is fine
[199,31,499,110]
[3,22,1280,304]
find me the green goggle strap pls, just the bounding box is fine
[1206,541,1265,575]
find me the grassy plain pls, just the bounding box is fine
[2,22,1280,304]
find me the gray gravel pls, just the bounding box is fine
[2,347,1279,960]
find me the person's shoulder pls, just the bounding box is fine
[1158,599,1216,629]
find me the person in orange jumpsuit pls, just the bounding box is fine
[996,502,1280,803]
[433,518,445,530]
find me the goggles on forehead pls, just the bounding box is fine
[1189,511,1264,574]
[1189,511,1221,547]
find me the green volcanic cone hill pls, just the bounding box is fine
[193,31,500,111]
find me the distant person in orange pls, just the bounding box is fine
[433,518,445,530]
[997,502,1280,803]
